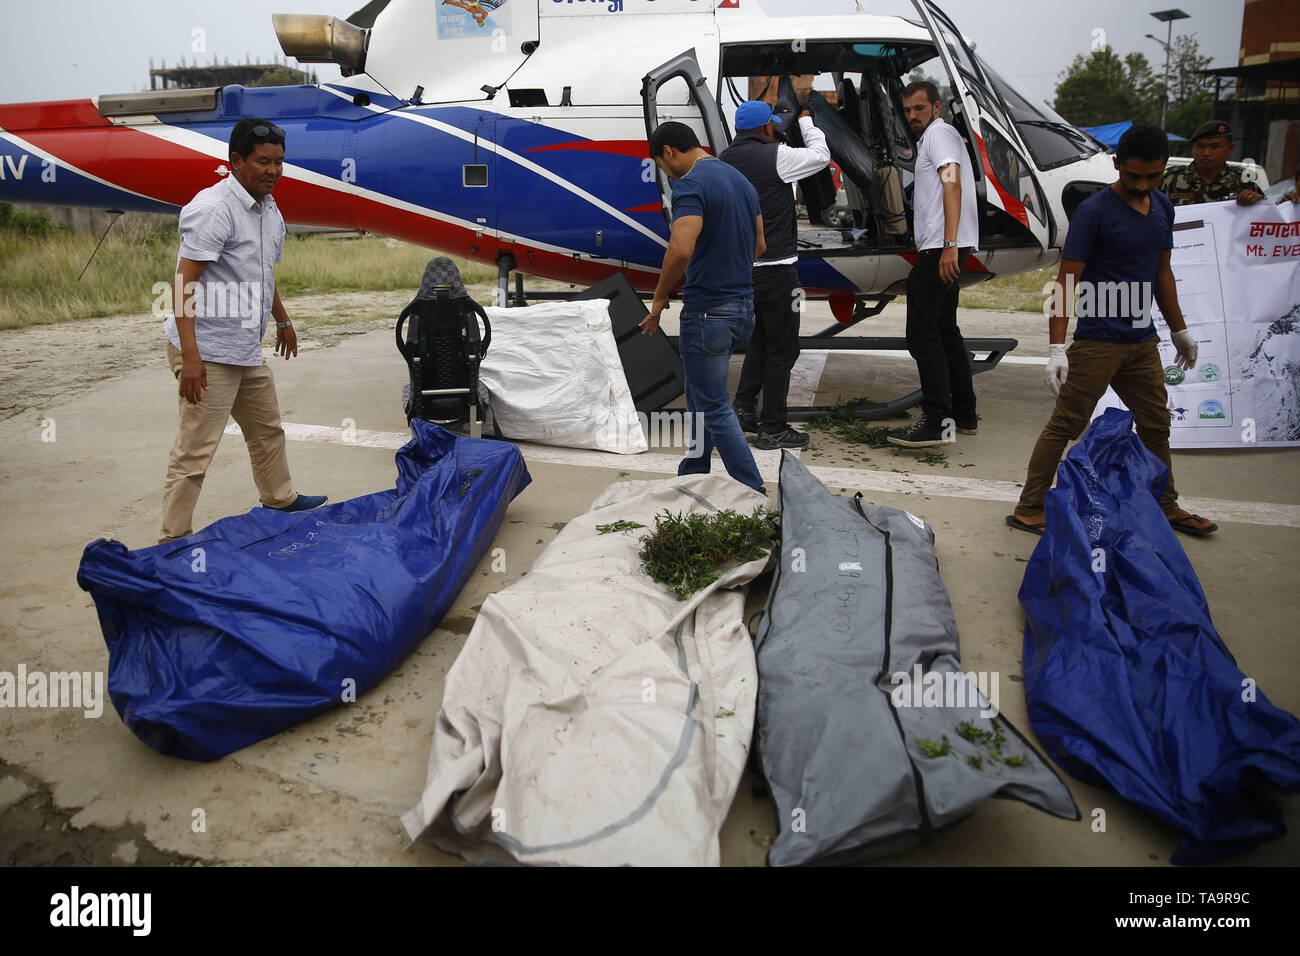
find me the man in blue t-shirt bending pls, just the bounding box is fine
[640,121,767,493]
[1007,123,1217,537]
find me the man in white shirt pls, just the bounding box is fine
[888,81,980,448]
[160,117,326,542]
[720,97,830,449]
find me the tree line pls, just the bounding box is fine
[1052,35,1215,145]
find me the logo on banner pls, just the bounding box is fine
[1198,363,1222,382]
[1198,399,1226,420]
[1164,365,1185,386]
[1169,402,1189,422]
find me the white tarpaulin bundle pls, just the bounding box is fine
[402,474,771,866]
[1094,200,1300,447]
[479,298,647,454]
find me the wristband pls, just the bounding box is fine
[276,321,292,329]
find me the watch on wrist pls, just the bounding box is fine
[942,240,956,249]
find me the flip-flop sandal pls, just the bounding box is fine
[1005,514,1046,536]
[1168,513,1218,536]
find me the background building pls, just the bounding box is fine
[1209,0,1299,180]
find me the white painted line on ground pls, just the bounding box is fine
[231,421,1300,529]
[788,351,830,405]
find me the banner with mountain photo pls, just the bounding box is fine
[1093,199,1300,448]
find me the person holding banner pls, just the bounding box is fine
[1007,124,1217,537]
[1161,121,1264,207]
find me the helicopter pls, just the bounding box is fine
[0,0,1116,363]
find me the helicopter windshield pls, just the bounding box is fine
[976,56,1103,170]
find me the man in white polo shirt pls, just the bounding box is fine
[889,80,980,448]
[159,117,326,543]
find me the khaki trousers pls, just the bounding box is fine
[160,342,294,542]
[1015,337,1179,517]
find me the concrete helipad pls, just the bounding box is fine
[1,299,1297,866]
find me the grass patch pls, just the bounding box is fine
[0,222,177,329]
[916,451,949,468]
[958,265,1057,313]
[637,506,779,601]
[893,264,1057,313]
[0,224,500,331]
[274,237,496,298]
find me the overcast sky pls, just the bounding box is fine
[0,0,1244,107]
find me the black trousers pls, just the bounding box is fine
[735,263,801,431]
[905,248,976,425]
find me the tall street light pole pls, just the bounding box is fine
[1149,8,1190,131]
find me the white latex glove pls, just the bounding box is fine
[1171,329,1199,370]
[1044,343,1068,395]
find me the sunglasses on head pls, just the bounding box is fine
[236,123,286,150]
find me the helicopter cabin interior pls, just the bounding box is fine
[712,39,1048,260]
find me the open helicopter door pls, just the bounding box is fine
[910,0,1052,249]
[641,50,730,230]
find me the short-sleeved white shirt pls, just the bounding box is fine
[913,117,979,252]
[164,174,286,366]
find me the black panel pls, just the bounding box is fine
[568,274,685,414]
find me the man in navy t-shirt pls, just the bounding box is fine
[1007,123,1217,537]
[640,121,767,493]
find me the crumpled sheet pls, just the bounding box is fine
[479,298,647,453]
[402,474,771,865]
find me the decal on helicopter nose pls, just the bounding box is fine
[440,0,510,37]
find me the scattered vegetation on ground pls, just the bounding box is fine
[596,519,645,535]
[807,418,899,448]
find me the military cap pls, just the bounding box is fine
[1190,120,1232,144]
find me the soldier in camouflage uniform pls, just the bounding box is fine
[1161,120,1265,207]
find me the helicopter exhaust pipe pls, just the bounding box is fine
[272,14,367,74]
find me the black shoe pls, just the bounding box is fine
[955,416,978,436]
[754,426,810,450]
[887,417,955,448]
[734,406,758,434]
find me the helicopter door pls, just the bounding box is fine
[642,50,730,229]
[910,0,1051,248]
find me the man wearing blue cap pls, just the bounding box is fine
[720,97,830,448]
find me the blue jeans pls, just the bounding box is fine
[677,299,765,494]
